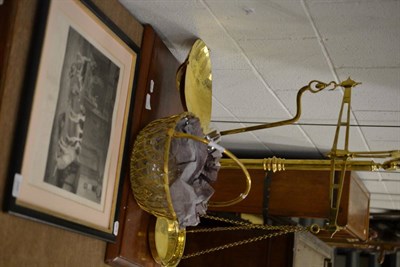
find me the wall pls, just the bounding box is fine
[0,1,143,266]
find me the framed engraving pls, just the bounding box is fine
[5,0,139,241]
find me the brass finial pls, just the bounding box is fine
[340,77,361,88]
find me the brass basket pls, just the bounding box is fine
[130,112,251,219]
[130,112,251,266]
[130,113,181,221]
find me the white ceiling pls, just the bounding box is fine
[120,0,400,212]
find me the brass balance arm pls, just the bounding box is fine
[219,157,399,172]
[219,80,342,136]
[342,150,400,159]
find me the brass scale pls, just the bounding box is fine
[131,39,399,266]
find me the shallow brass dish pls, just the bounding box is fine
[148,217,186,267]
[176,39,212,133]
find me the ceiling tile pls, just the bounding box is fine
[247,124,322,158]
[238,38,334,90]
[205,32,251,70]
[119,0,250,70]
[354,111,400,127]
[211,69,290,120]
[363,180,389,194]
[370,199,395,210]
[370,194,399,210]
[336,68,400,114]
[380,172,400,181]
[215,122,274,154]
[206,0,315,40]
[306,0,372,2]
[356,171,382,181]
[308,0,400,67]
[383,181,400,195]
[119,0,207,48]
[214,122,322,158]
[359,127,400,151]
[301,125,370,153]
[211,97,237,119]
[371,194,394,202]
[287,125,332,153]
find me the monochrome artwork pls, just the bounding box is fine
[44,27,120,204]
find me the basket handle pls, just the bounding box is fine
[173,132,251,207]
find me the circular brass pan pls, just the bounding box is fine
[148,217,186,267]
[177,39,212,134]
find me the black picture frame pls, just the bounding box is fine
[4,0,140,242]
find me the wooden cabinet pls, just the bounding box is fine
[210,169,370,242]
[209,169,266,214]
[105,25,182,267]
[267,170,370,241]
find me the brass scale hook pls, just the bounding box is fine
[218,77,399,238]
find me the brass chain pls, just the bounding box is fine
[186,225,268,233]
[198,214,307,231]
[182,228,307,259]
[182,214,317,259]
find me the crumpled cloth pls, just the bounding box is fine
[169,117,222,228]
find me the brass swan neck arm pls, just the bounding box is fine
[219,80,342,136]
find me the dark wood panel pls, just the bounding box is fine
[317,173,370,241]
[0,0,18,107]
[208,169,266,214]
[105,24,182,267]
[268,170,331,218]
[346,174,370,240]
[180,219,294,267]
[266,170,369,241]
[206,167,370,243]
